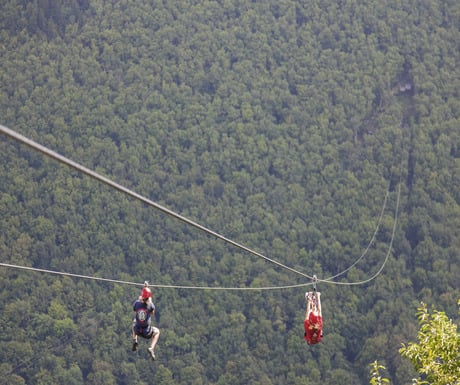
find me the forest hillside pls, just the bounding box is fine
[1,0,459,384]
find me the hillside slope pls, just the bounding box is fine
[1,0,459,384]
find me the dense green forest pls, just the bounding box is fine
[1,0,459,384]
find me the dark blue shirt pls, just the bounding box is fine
[133,300,155,329]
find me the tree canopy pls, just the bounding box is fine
[0,0,459,384]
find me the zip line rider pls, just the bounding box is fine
[304,276,323,345]
[132,282,160,361]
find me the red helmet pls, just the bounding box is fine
[141,287,152,299]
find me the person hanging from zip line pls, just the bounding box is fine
[303,277,323,345]
[132,282,160,361]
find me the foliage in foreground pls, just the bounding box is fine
[371,300,459,385]
[400,300,460,385]
[369,361,390,385]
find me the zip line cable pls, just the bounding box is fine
[320,149,404,285]
[0,124,311,280]
[320,186,390,283]
[0,187,396,290]
[321,178,401,286]
[0,124,400,290]
[0,262,314,290]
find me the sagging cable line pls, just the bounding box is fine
[0,183,400,290]
[321,180,401,286]
[0,262,314,291]
[320,156,403,286]
[0,262,140,287]
[0,124,312,280]
[321,188,390,282]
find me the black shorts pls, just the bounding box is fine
[134,324,159,339]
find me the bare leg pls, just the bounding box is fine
[316,292,322,317]
[147,329,160,361]
[131,323,139,351]
[304,293,312,320]
[150,330,160,350]
[132,321,138,342]
[316,292,323,337]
